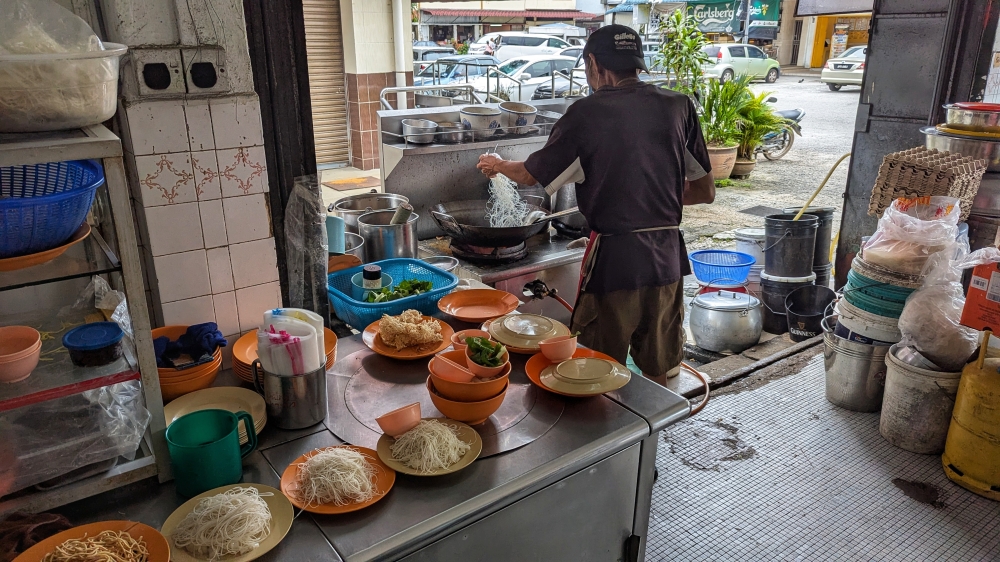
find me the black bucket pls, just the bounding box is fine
[814,263,833,288]
[760,272,816,334]
[764,214,818,278]
[783,206,835,267]
[785,285,837,342]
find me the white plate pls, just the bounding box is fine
[539,357,631,396]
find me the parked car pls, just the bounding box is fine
[413,40,439,48]
[468,32,572,62]
[470,55,577,101]
[820,45,867,91]
[413,55,500,88]
[413,46,457,74]
[558,46,583,61]
[701,44,780,83]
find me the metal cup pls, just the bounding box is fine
[357,209,419,262]
[252,360,328,430]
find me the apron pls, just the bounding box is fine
[577,225,681,293]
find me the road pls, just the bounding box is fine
[683,74,861,250]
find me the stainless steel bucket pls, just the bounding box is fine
[252,360,328,429]
[823,324,889,412]
[357,209,419,262]
[329,193,410,233]
[343,232,365,261]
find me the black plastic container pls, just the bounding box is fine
[764,213,819,278]
[785,285,837,342]
[783,206,835,267]
[760,272,816,334]
[813,263,833,288]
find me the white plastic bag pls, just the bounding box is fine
[862,196,961,275]
[0,0,102,55]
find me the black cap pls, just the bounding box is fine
[582,24,648,73]
[363,264,382,281]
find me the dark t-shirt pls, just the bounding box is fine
[524,81,712,294]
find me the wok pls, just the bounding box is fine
[431,198,550,247]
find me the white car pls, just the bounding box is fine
[469,55,577,102]
[820,45,867,91]
[468,33,572,62]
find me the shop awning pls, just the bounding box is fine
[421,9,600,20]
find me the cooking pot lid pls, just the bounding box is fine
[692,290,760,311]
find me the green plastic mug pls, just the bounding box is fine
[166,408,258,498]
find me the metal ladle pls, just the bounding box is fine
[522,206,580,226]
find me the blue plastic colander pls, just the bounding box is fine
[689,250,756,284]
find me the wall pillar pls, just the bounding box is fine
[775,0,798,65]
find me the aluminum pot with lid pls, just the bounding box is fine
[689,289,763,354]
[329,193,409,233]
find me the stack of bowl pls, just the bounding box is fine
[426,344,509,425]
[924,103,1000,173]
[152,326,223,402]
[486,314,571,354]
[231,329,338,384]
[837,255,920,346]
[0,326,41,383]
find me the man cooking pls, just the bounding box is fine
[476,24,715,384]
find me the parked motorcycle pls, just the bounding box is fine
[756,96,804,161]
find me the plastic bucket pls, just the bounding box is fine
[734,228,766,264]
[880,344,961,454]
[783,206,835,266]
[823,324,889,412]
[813,263,833,288]
[760,271,815,334]
[747,265,764,298]
[785,285,837,342]
[764,214,819,278]
[835,299,902,344]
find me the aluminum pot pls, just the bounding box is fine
[823,316,889,412]
[923,126,1000,172]
[944,104,1000,134]
[436,122,471,144]
[401,118,437,144]
[329,193,409,233]
[357,209,419,262]
[689,289,763,354]
[343,232,364,261]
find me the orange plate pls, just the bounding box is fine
[13,520,170,562]
[363,316,454,360]
[935,124,1000,139]
[233,329,337,367]
[478,319,539,355]
[280,445,395,514]
[525,348,617,397]
[438,289,520,323]
[0,223,91,273]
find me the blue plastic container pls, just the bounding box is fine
[62,321,124,367]
[328,258,459,328]
[0,160,104,258]
[689,250,756,284]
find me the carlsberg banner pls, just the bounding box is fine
[686,0,779,34]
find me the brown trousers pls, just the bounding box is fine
[570,280,685,379]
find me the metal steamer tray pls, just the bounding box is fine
[327,350,564,457]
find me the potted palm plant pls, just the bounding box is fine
[732,91,790,178]
[699,75,752,179]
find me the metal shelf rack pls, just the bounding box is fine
[0,125,168,515]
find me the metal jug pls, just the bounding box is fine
[252,359,328,430]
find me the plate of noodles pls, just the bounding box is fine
[14,520,170,562]
[363,310,454,360]
[160,484,293,562]
[376,418,482,476]
[280,444,396,514]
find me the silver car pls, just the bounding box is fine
[820,46,867,91]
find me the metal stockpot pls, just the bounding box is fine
[252,360,328,430]
[329,193,409,233]
[689,289,763,354]
[358,209,419,262]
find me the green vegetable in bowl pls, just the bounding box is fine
[364,279,433,303]
[466,337,506,367]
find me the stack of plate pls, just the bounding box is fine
[525,349,632,397]
[231,328,338,383]
[484,313,570,354]
[163,387,266,445]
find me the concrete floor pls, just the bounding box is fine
[646,352,1000,561]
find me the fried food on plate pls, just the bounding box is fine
[379,310,443,350]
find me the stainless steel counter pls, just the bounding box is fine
[53,318,689,562]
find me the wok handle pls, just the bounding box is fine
[431,210,464,234]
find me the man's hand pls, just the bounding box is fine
[477,154,503,178]
[683,173,715,205]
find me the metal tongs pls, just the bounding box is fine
[521,206,580,226]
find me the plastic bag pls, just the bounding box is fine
[0,0,102,55]
[284,175,328,316]
[0,381,150,497]
[897,242,1000,371]
[862,196,961,275]
[59,276,137,369]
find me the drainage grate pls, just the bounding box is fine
[646,354,1000,561]
[738,205,782,217]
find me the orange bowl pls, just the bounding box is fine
[0,326,41,383]
[450,329,491,352]
[430,361,510,402]
[538,335,578,363]
[375,402,421,438]
[158,352,222,382]
[427,376,507,425]
[464,345,509,378]
[429,350,476,383]
[159,363,220,401]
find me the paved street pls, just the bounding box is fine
[683,72,861,250]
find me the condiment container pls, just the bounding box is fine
[62,322,124,367]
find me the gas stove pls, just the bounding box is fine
[450,241,529,264]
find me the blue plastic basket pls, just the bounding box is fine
[327,258,459,329]
[0,160,103,258]
[689,250,756,284]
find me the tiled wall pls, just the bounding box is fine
[121,95,282,368]
[347,71,413,170]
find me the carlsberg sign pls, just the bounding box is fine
[686,1,739,33]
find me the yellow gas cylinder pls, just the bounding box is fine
[941,331,1000,501]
